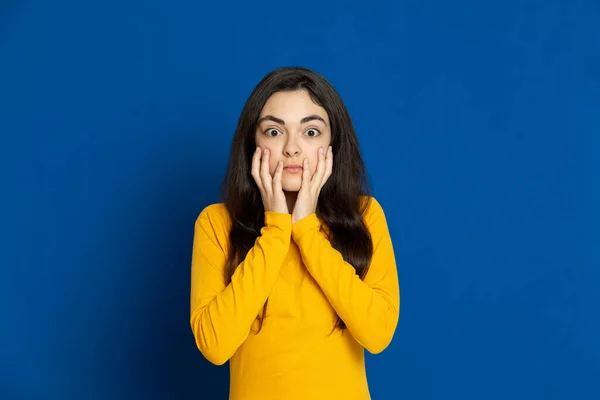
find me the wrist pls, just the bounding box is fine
[291,212,321,238]
[265,211,292,227]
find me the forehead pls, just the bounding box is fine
[260,90,329,122]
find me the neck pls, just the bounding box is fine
[284,191,298,214]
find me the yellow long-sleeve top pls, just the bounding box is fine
[190,196,400,400]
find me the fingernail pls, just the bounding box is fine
[320,148,325,154]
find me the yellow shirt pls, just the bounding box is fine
[190,196,400,400]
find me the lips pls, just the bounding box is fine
[283,164,303,173]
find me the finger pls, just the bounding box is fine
[312,147,327,190]
[272,161,283,192]
[251,147,265,192]
[324,145,333,181]
[301,158,310,189]
[260,148,273,193]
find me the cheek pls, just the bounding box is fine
[254,140,277,174]
[264,148,279,174]
[270,159,279,174]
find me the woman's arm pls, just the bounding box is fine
[291,197,400,354]
[190,205,292,365]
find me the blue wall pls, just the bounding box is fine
[1,0,598,399]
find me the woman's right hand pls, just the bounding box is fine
[251,147,289,214]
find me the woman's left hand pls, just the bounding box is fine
[292,146,333,224]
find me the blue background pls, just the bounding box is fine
[1,0,598,399]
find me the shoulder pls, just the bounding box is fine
[359,196,388,229]
[195,203,232,237]
[360,195,385,216]
[197,202,229,220]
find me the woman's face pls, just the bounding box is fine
[254,90,332,192]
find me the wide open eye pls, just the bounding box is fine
[305,128,321,137]
[265,128,282,137]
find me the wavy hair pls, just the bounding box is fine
[220,66,373,331]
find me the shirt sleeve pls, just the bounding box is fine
[190,206,292,365]
[291,197,400,354]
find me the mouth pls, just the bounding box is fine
[283,165,303,174]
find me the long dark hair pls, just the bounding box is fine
[220,66,373,331]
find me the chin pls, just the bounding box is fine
[281,177,301,192]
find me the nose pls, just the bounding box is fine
[283,134,301,157]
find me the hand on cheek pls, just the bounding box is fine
[251,147,288,214]
[291,146,333,224]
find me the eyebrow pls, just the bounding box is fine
[258,114,327,126]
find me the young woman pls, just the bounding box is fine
[190,67,400,399]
